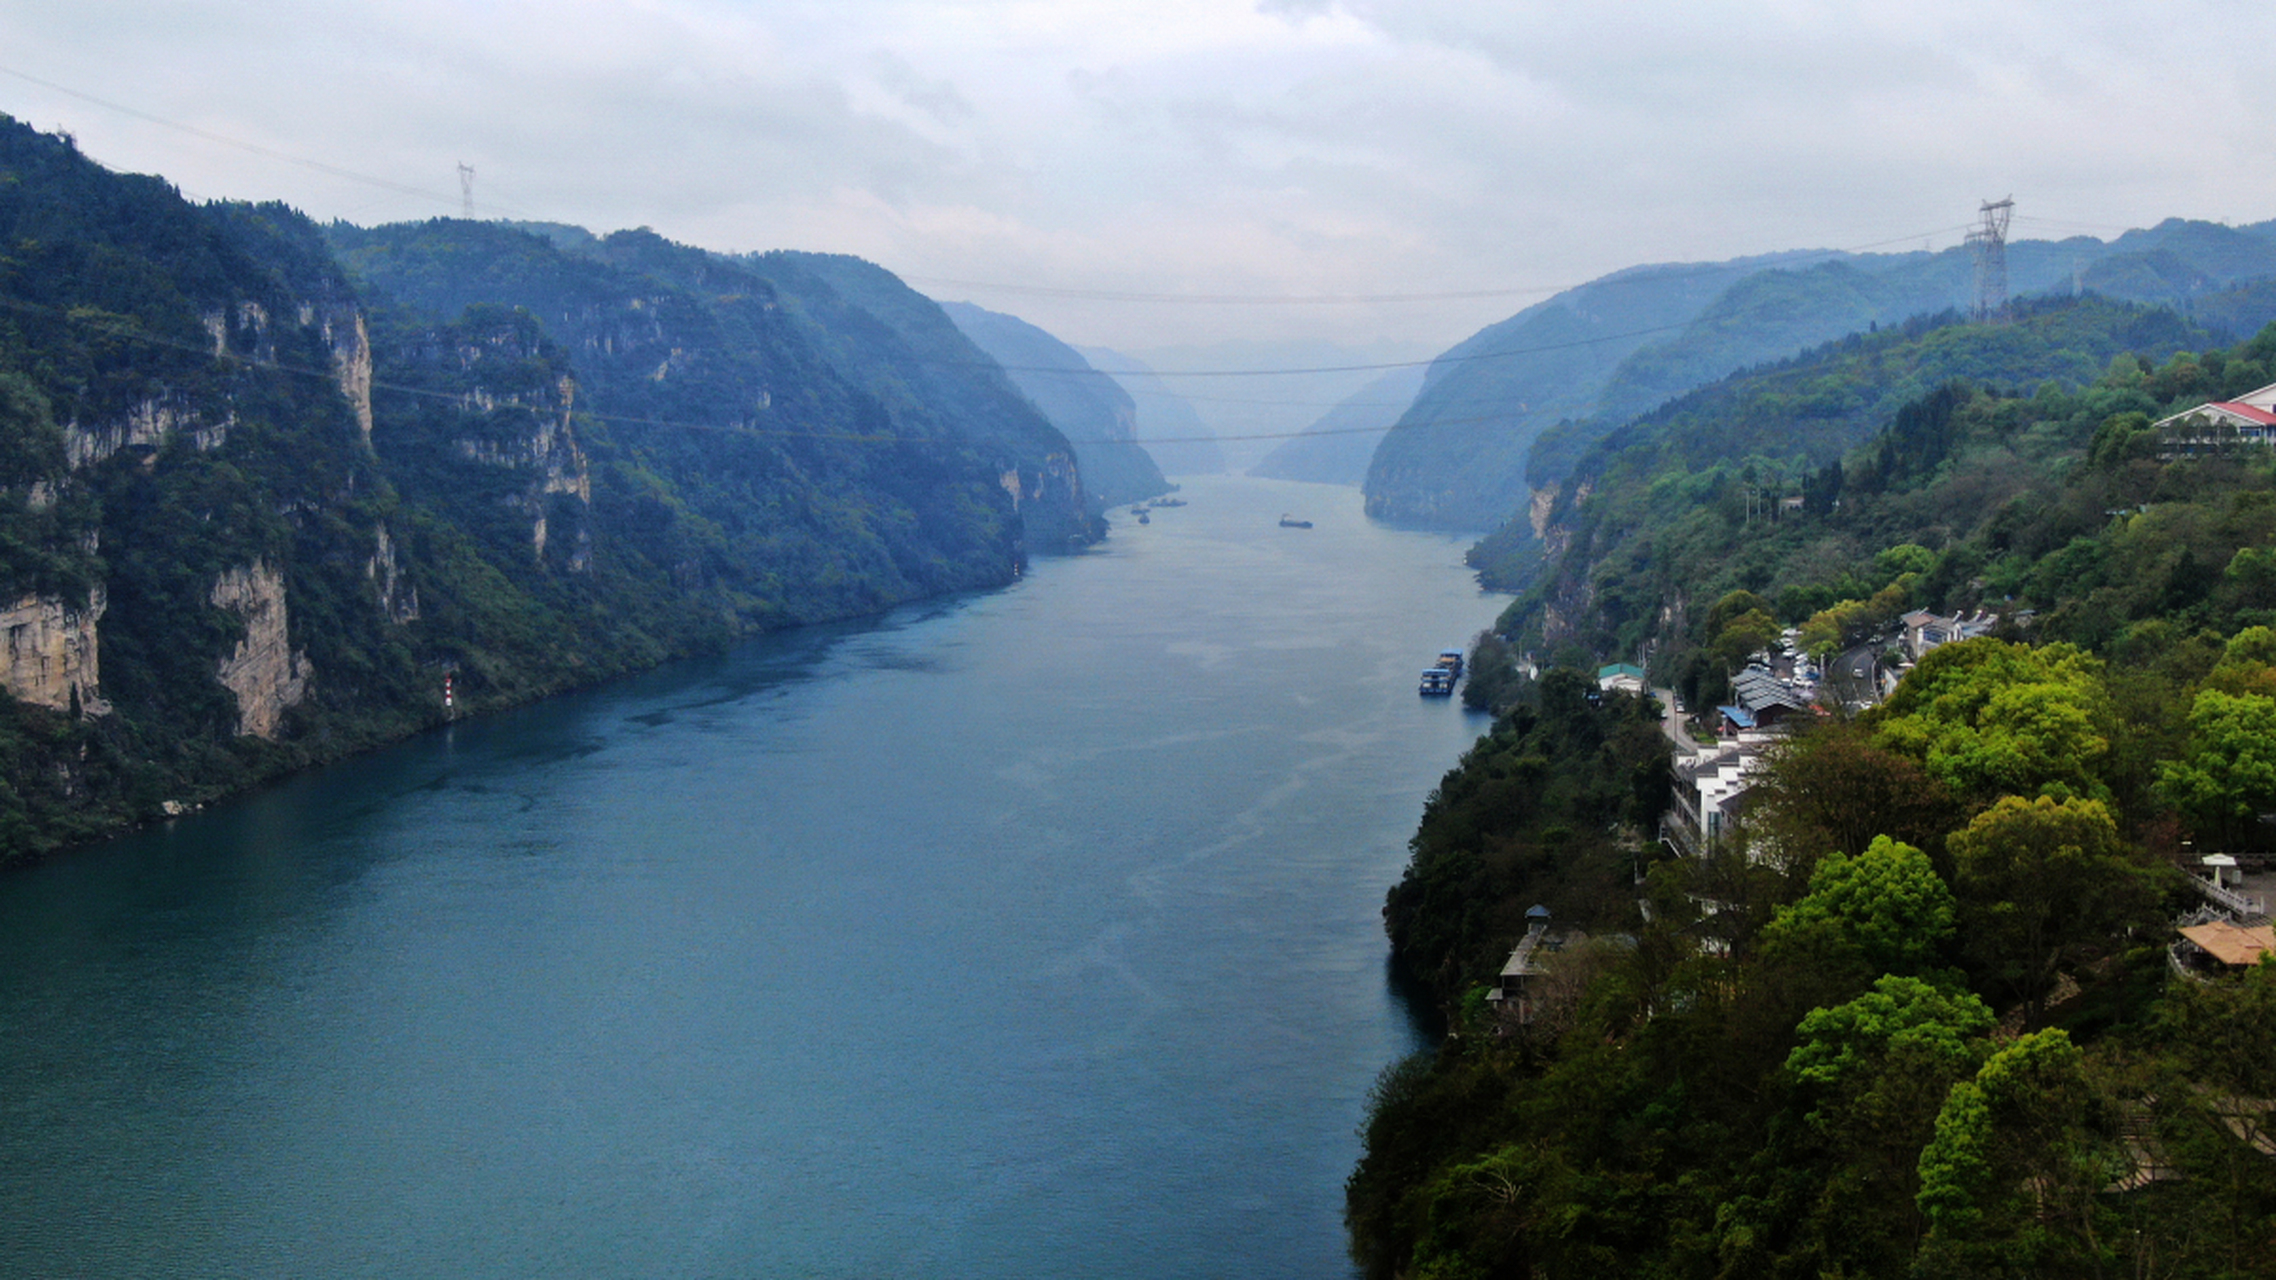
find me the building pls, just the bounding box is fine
[1596,662,1646,696]
[1719,663,1811,735]
[1899,609,2000,662]
[2174,920,2276,972]
[1664,740,1763,858]
[1484,905,1589,1026]
[2155,380,2276,455]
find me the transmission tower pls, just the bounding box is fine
[458,163,475,219]
[1965,196,2014,321]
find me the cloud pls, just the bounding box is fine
[3,0,2274,353]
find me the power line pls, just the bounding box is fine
[0,294,906,444]
[968,319,1697,378]
[911,226,1978,309]
[7,63,1994,334]
[0,290,1538,448]
[0,64,534,220]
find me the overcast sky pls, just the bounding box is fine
[6,0,2274,359]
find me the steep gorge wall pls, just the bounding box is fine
[0,590,106,715]
[209,563,310,740]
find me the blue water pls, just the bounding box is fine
[0,476,1498,1278]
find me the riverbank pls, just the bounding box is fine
[0,475,1506,1279]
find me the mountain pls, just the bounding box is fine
[939,301,1171,508]
[1246,365,1423,486]
[1349,312,2276,1280]
[1490,294,2214,667]
[1362,252,1821,530]
[0,115,1094,858]
[1364,219,2276,532]
[1075,346,1226,476]
[1122,338,1425,474]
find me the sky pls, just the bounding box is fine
[6,0,2275,361]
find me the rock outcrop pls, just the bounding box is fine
[210,563,310,739]
[367,523,420,623]
[322,306,375,445]
[0,590,107,716]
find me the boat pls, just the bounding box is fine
[1436,648,1466,680]
[1135,510,1150,524]
[1419,668,1455,696]
[1151,497,1186,508]
[1278,514,1313,528]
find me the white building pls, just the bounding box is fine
[2155,380,2276,454]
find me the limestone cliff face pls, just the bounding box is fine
[367,523,420,623]
[63,395,231,469]
[1528,485,1558,538]
[453,372,594,568]
[998,451,1090,550]
[210,563,310,739]
[320,305,375,445]
[0,590,107,716]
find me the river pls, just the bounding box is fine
[0,475,1499,1279]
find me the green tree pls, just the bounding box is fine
[2156,688,2276,846]
[1710,607,1781,674]
[1915,1030,2109,1275]
[1788,976,1997,1255]
[1874,639,2113,803]
[1748,722,1959,866]
[2151,962,2276,1278]
[1945,795,2156,1020]
[1761,835,1955,978]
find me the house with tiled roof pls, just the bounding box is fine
[2156,381,2276,455]
[1596,663,1646,695]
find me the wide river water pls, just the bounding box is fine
[0,476,1498,1278]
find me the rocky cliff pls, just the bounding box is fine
[0,117,1109,859]
[940,301,1171,508]
[209,563,309,739]
[0,590,106,716]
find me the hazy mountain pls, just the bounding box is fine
[0,115,1096,856]
[1365,219,2276,532]
[1121,338,1433,474]
[1076,346,1226,476]
[940,301,1171,508]
[1247,365,1424,487]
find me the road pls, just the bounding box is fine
[1653,686,1698,751]
[1830,641,1885,709]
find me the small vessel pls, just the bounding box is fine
[1152,497,1186,507]
[1135,509,1150,524]
[1278,514,1313,528]
[1419,668,1454,696]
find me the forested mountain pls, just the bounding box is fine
[0,115,1096,858]
[1351,313,2276,1280]
[1247,364,1423,487]
[1493,295,2219,684]
[1365,219,2276,532]
[1075,346,1227,476]
[940,301,1171,507]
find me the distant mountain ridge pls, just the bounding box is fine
[940,301,1171,508]
[1364,218,2276,532]
[1075,346,1227,476]
[1247,365,1424,487]
[1484,292,2217,650]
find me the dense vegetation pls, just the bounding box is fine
[1351,312,2276,1277]
[1498,300,2276,713]
[1364,220,2276,530]
[0,117,1097,860]
[939,301,1170,508]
